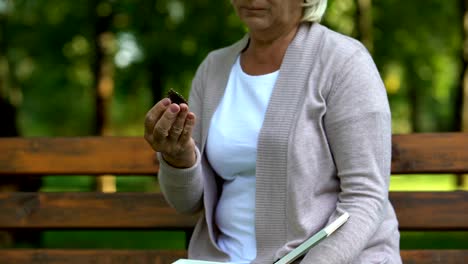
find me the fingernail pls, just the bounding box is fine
[180,104,188,111]
[162,98,170,106]
[170,104,179,113]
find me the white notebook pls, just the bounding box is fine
[173,212,349,264]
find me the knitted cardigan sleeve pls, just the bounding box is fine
[157,58,209,215]
[302,49,392,263]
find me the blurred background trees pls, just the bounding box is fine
[0,0,467,249]
[0,0,247,137]
[0,0,465,138]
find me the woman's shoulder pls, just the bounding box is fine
[314,23,369,59]
[202,35,249,68]
[190,35,249,94]
[290,23,376,78]
[301,23,378,82]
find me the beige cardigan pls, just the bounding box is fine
[158,22,402,264]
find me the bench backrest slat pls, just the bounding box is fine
[0,192,465,230]
[0,193,197,229]
[0,137,158,175]
[0,133,467,175]
[391,133,468,174]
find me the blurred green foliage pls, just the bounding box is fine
[0,0,463,137]
[1,0,247,136]
[372,0,463,132]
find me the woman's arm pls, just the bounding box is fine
[302,49,392,263]
[155,58,210,214]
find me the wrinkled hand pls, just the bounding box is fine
[144,98,196,168]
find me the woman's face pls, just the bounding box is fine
[231,0,303,33]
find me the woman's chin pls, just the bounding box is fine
[242,18,271,32]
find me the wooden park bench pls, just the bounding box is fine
[0,133,466,263]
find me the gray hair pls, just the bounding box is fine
[302,0,328,22]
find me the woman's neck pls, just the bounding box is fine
[241,23,300,75]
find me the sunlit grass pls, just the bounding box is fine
[40,231,186,249]
[41,176,159,192]
[401,232,468,249]
[390,174,459,191]
[41,176,94,192]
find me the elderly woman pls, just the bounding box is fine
[144,0,402,263]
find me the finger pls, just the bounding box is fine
[168,104,189,141]
[153,104,180,141]
[144,98,171,136]
[178,112,196,144]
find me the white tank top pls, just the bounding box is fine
[206,56,279,264]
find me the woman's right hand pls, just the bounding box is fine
[144,98,197,168]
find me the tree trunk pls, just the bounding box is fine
[92,0,116,192]
[0,8,41,248]
[462,0,468,132]
[458,0,468,189]
[138,0,166,105]
[355,0,374,53]
[0,11,17,137]
[0,9,15,249]
[407,61,424,133]
[149,60,165,105]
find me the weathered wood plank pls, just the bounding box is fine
[0,134,467,176]
[0,250,186,264]
[389,191,468,230]
[392,133,468,174]
[400,250,468,264]
[0,192,466,230]
[0,249,466,264]
[0,137,159,175]
[0,192,198,229]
